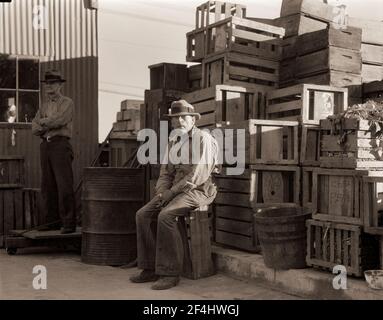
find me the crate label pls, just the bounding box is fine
[313,91,334,120]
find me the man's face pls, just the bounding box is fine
[45,82,62,95]
[171,115,195,133]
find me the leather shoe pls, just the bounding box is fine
[130,269,159,283]
[61,227,76,234]
[151,276,180,290]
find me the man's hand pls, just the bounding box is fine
[156,190,175,208]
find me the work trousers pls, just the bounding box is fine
[136,190,216,276]
[40,136,76,228]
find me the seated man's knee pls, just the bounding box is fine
[136,206,150,223]
[158,209,176,227]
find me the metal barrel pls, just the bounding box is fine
[81,167,145,266]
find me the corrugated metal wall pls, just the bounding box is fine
[0,0,98,188]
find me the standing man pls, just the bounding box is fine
[32,70,76,234]
[130,100,220,290]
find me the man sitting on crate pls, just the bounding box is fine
[130,99,220,290]
[31,70,76,234]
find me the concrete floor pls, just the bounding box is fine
[0,248,303,300]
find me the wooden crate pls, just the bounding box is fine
[280,0,342,23]
[363,80,383,103]
[0,156,24,188]
[361,44,383,66]
[306,219,380,277]
[302,167,315,211]
[187,64,202,92]
[274,14,328,38]
[149,63,188,91]
[195,1,246,29]
[363,176,383,236]
[320,118,383,169]
[266,84,348,123]
[300,124,320,166]
[108,137,140,168]
[202,51,279,90]
[213,168,260,252]
[182,85,266,129]
[348,17,383,46]
[279,58,297,88]
[296,47,362,78]
[218,119,299,165]
[311,168,383,225]
[362,64,383,83]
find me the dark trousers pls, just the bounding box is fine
[136,190,216,276]
[40,136,76,228]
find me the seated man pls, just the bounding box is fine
[130,99,220,290]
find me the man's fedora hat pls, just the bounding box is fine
[165,100,201,120]
[41,70,66,83]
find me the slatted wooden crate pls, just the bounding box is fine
[306,219,380,277]
[182,85,265,129]
[108,137,140,168]
[195,1,246,29]
[320,118,383,169]
[311,168,383,225]
[363,176,383,236]
[187,64,202,92]
[149,63,188,91]
[300,124,320,166]
[213,168,259,252]
[202,51,279,90]
[0,156,24,188]
[363,81,383,103]
[266,84,348,123]
[0,188,43,248]
[348,17,383,46]
[274,14,328,38]
[279,58,296,88]
[295,47,362,79]
[302,167,315,211]
[362,64,383,83]
[218,119,299,165]
[361,44,383,66]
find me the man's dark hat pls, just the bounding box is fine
[165,100,201,120]
[41,70,66,83]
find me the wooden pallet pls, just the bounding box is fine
[195,1,246,29]
[274,14,328,38]
[306,219,380,277]
[202,51,279,90]
[182,85,266,129]
[296,47,362,79]
[0,156,24,188]
[320,118,383,169]
[363,80,383,103]
[300,124,321,166]
[213,168,260,253]
[266,84,348,123]
[149,63,188,91]
[363,176,383,236]
[311,168,383,225]
[187,64,202,92]
[218,119,299,166]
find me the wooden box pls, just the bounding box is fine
[306,219,380,277]
[279,58,297,88]
[182,85,266,129]
[302,167,315,211]
[0,156,24,188]
[149,63,188,91]
[362,64,383,83]
[187,29,206,63]
[266,84,348,123]
[363,176,383,236]
[108,137,140,168]
[348,17,383,46]
[274,14,328,38]
[311,168,383,225]
[195,1,246,29]
[320,118,383,169]
[219,119,299,166]
[363,81,383,103]
[202,51,279,91]
[361,44,383,66]
[213,168,260,252]
[300,124,321,166]
[296,47,362,78]
[187,64,202,92]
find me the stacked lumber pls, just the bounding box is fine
[110,99,143,167]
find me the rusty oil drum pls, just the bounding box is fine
[81,168,145,266]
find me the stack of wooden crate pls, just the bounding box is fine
[306,117,383,277]
[109,99,143,167]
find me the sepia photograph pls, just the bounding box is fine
[0,0,383,311]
